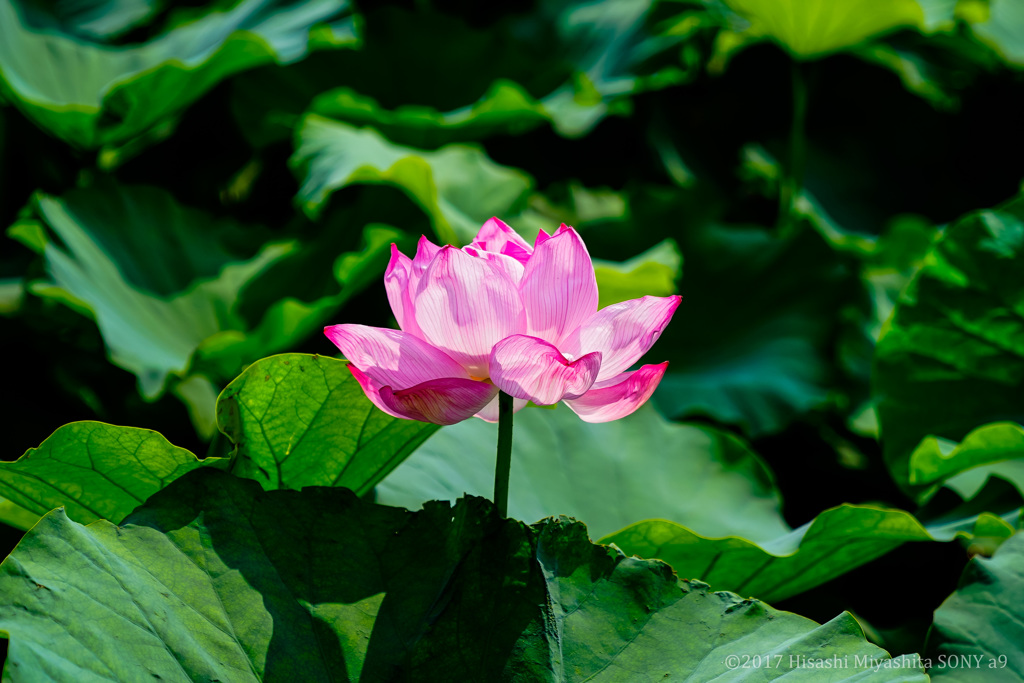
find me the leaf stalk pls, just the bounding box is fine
[778,59,809,232]
[493,391,514,517]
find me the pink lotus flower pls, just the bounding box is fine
[324,218,680,425]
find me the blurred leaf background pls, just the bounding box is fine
[2,0,1024,666]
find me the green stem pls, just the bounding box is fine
[778,60,809,232]
[493,391,514,518]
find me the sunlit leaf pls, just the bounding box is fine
[217,354,438,493]
[0,353,435,532]
[0,497,39,532]
[910,422,1024,503]
[0,468,926,681]
[0,421,224,525]
[379,403,788,541]
[720,0,956,59]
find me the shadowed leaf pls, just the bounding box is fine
[290,114,533,243]
[0,468,926,681]
[0,0,360,148]
[603,503,1015,603]
[875,197,1024,491]
[925,530,1024,680]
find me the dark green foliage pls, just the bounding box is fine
[3,0,1024,677]
[0,469,924,681]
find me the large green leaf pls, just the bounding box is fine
[9,182,397,418]
[379,403,788,542]
[603,503,1013,604]
[0,468,926,681]
[290,114,533,243]
[909,422,1024,503]
[714,0,955,59]
[16,0,161,40]
[9,182,290,399]
[0,497,39,532]
[645,210,862,436]
[874,197,1024,490]
[0,353,434,531]
[0,421,225,526]
[0,0,359,148]
[217,353,439,493]
[592,238,682,309]
[962,0,1024,67]
[924,530,1024,680]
